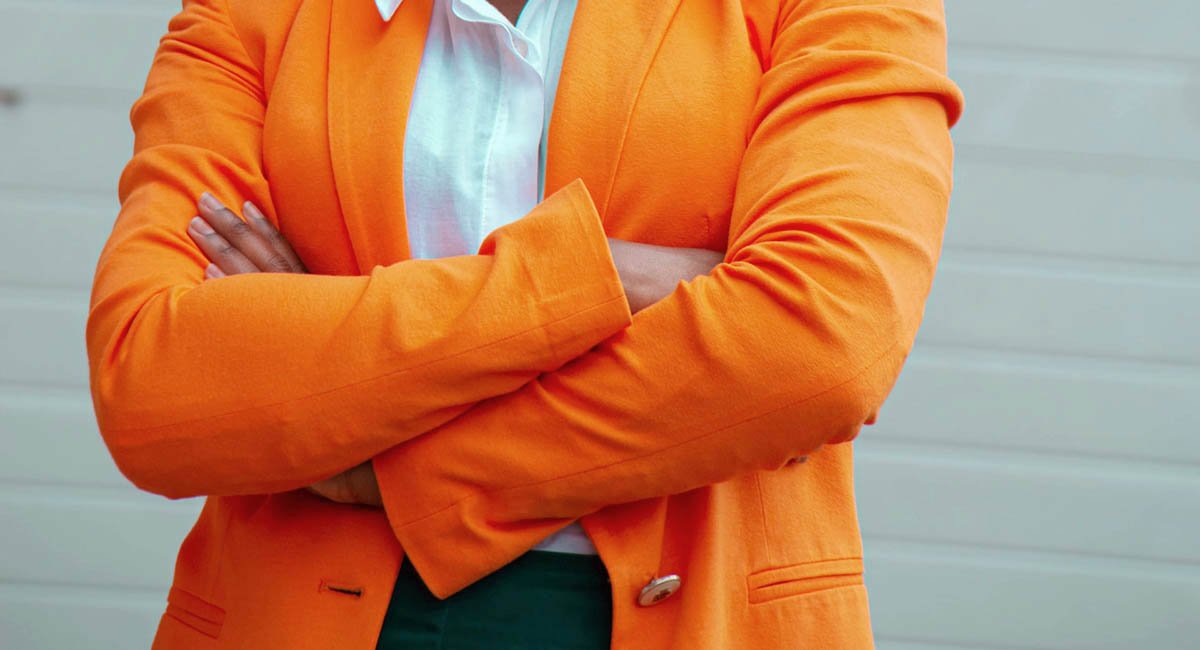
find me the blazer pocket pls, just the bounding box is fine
[164,586,225,639]
[747,557,864,605]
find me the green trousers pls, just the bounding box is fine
[376,550,614,649]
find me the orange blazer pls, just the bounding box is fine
[87,0,963,647]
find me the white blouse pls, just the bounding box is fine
[374,0,596,555]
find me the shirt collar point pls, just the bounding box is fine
[376,0,403,22]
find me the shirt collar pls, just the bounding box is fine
[375,0,403,21]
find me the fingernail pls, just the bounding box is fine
[205,263,226,279]
[243,201,262,220]
[199,192,222,212]
[189,216,214,234]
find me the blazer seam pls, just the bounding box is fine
[753,472,774,565]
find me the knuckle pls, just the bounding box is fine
[215,244,237,257]
[227,220,253,238]
[266,255,292,272]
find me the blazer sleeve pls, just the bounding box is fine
[372,0,965,597]
[86,0,630,499]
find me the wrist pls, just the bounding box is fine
[607,239,656,313]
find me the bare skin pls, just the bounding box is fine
[187,192,723,506]
[489,0,528,25]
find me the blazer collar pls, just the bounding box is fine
[328,0,683,270]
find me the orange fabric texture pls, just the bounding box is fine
[86,0,963,648]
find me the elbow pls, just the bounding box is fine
[90,373,193,500]
[90,364,202,501]
[757,307,913,455]
[104,436,194,501]
[91,385,193,499]
[87,300,193,500]
[821,332,909,445]
[778,252,929,444]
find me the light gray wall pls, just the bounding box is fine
[857,2,1200,649]
[1,1,1196,648]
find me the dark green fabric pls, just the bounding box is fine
[376,550,613,649]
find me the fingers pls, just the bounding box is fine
[305,465,381,507]
[308,473,357,505]
[345,462,382,507]
[242,201,307,273]
[187,209,260,276]
[190,192,303,276]
[204,263,226,281]
[195,192,278,274]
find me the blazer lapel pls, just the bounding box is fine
[327,0,433,270]
[546,0,683,219]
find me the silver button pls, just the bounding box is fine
[637,575,682,607]
[786,455,809,465]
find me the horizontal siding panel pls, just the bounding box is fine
[876,643,995,650]
[950,58,1199,162]
[877,644,994,650]
[0,584,162,649]
[854,447,1200,564]
[947,1,1200,60]
[0,3,169,90]
[873,350,1200,465]
[0,490,198,590]
[0,295,86,387]
[865,547,1200,650]
[947,160,1200,265]
[0,93,134,194]
[0,389,122,487]
[0,192,116,289]
[919,263,1200,365]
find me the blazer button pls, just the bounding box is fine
[786,455,808,465]
[637,575,682,607]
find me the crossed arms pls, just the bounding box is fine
[182,192,723,505]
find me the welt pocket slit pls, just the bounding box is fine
[746,557,864,604]
[165,586,226,639]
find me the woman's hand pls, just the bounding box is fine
[187,192,308,279]
[187,192,385,507]
[307,462,383,507]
